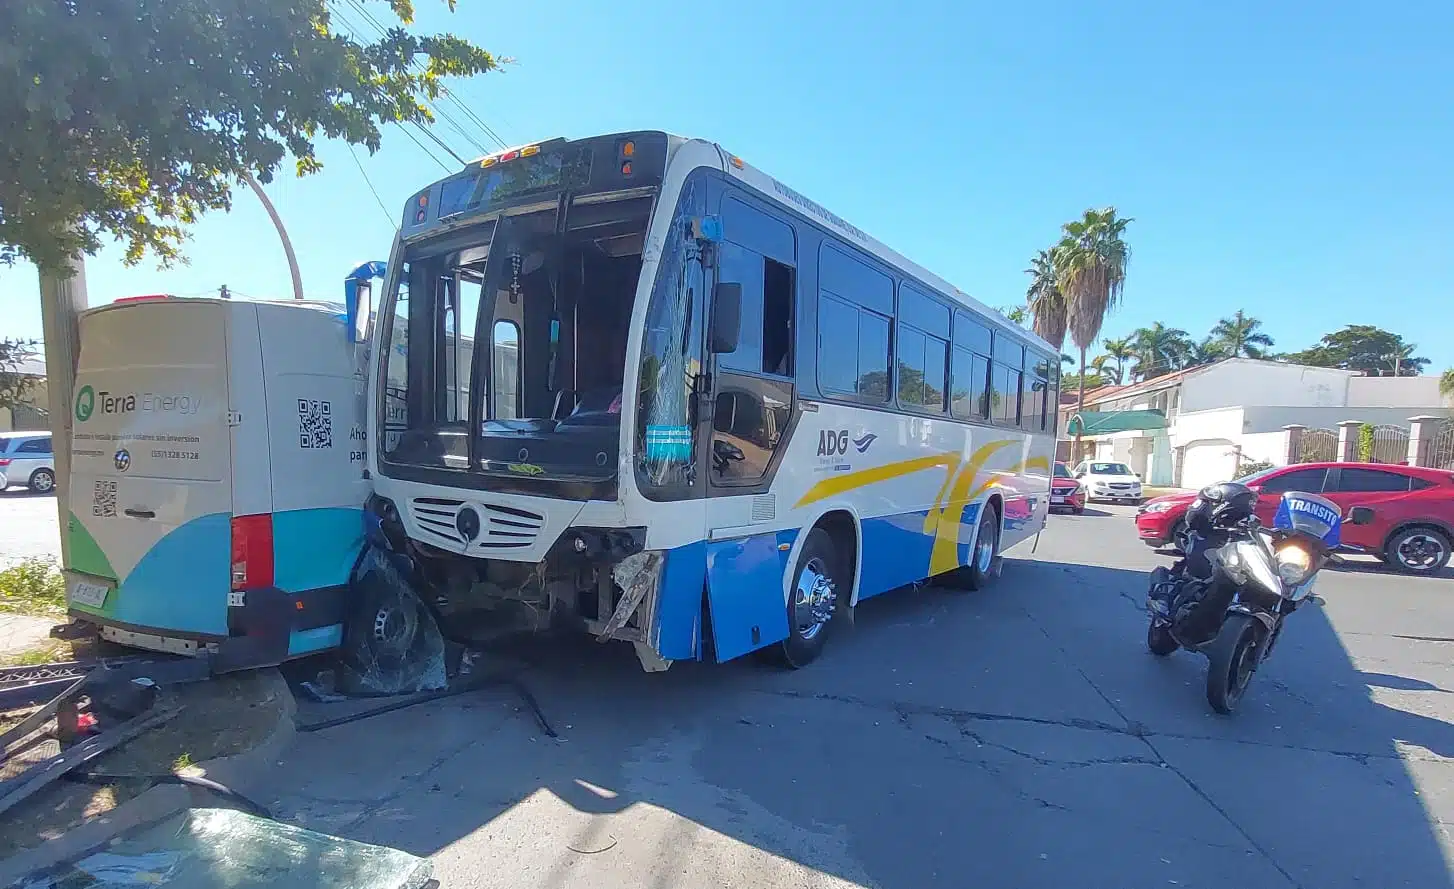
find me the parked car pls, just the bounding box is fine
[1050,462,1085,514]
[1071,460,1143,504]
[0,431,55,493]
[1136,462,1454,574]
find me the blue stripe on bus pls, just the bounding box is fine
[705,529,797,662]
[655,540,708,661]
[855,503,982,600]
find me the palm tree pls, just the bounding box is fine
[1441,369,1454,400]
[1024,250,1067,350]
[1129,323,1190,380]
[1186,338,1226,367]
[1208,310,1274,358]
[999,305,1029,325]
[1053,208,1132,421]
[1095,336,1136,385]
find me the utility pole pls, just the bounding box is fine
[39,257,88,568]
[242,171,304,300]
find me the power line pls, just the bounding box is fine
[347,143,398,230]
[337,0,501,156]
[396,123,454,173]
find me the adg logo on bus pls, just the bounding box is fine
[75,385,201,422]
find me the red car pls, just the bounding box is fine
[1135,462,1454,574]
[1050,462,1086,514]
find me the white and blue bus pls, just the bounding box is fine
[359,131,1060,671]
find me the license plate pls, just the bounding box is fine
[1051,496,1066,504]
[69,578,111,608]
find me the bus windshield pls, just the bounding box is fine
[380,195,653,486]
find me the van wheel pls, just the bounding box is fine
[28,469,55,494]
[954,504,1000,591]
[776,528,840,669]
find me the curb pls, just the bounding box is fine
[0,668,297,887]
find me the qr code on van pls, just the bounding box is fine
[298,399,333,449]
[93,479,117,517]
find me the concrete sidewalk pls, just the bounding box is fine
[0,613,56,657]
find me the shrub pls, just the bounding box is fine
[0,558,66,617]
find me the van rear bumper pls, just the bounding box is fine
[75,582,348,672]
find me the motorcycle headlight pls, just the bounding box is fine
[1275,542,1316,586]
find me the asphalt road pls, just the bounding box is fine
[0,490,61,567]
[237,505,1454,889]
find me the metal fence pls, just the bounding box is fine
[1429,419,1454,471]
[1367,424,1411,464]
[1296,428,1338,463]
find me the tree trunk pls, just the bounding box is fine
[39,256,89,570]
[1074,346,1087,460]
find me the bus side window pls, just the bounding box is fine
[718,197,796,379]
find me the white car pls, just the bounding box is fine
[1072,460,1143,504]
[0,431,56,493]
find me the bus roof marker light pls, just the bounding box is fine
[521,144,540,157]
[729,155,744,170]
[621,140,635,158]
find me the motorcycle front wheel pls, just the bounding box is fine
[1205,613,1261,715]
[1147,620,1178,656]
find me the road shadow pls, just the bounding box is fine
[1050,506,1117,518]
[1326,556,1454,581]
[254,556,1454,889]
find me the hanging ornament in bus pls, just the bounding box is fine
[510,252,522,304]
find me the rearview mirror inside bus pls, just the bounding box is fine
[710,283,742,354]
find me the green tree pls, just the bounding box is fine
[1441,369,1454,400]
[1024,249,1067,350]
[999,305,1030,325]
[1,0,500,273]
[1283,325,1429,376]
[1052,208,1132,421]
[1092,336,1136,385]
[1208,310,1275,359]
[1129,323,1191,380]
[0,340,39,412]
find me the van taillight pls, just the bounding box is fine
[231,514,274,591]
[0,458,9,467]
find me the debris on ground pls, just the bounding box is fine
[11,806,435,889]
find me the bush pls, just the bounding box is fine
[1238,459,1274,477]
[0,558,66,617]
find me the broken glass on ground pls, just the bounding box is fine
[338,547,447,696]
[10,807,433,889]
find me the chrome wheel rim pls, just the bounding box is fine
[793,558,836,641]
[1398,534,1446,570]
[373,600,418,652]
[33,473,53,493]
[975,519,996,572]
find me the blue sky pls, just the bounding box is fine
[3,0,1451,369]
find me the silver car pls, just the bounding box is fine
[0,431,55,494]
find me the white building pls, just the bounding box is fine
[1063,359,1452,490]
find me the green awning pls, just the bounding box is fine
[1066,409,1167,436]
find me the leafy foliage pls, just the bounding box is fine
[1023,250,1067,350]
[1441,369,1454,400]
[1208,310,1275,359]
[1054,208,1132,357]
[1282,325,1429,376]
[1129,323,1191,380]
[0,558,66,617]
[0,339,39,411]
[999,305,1029,325]
[1,0,499,273]
[1357,422,1376,463]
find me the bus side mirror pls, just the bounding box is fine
[1348,506,1374,526]
[710,283,742,354]
[346,279,373,344]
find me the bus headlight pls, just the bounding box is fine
[1275,542,1316,586]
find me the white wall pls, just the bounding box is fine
[1348,375,1447,408]
[1180,360,1354,413]
[1241,404,1451,433]
[1238,430,1291,465]
[1170,406,1244,448]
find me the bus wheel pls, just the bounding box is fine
[955,505,1000,592]
[777,528,840,669]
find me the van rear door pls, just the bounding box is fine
[66,300,235,639]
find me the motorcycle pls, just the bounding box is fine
[1145,485,1360,714]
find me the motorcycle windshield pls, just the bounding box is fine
[1273,491,1342,548]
